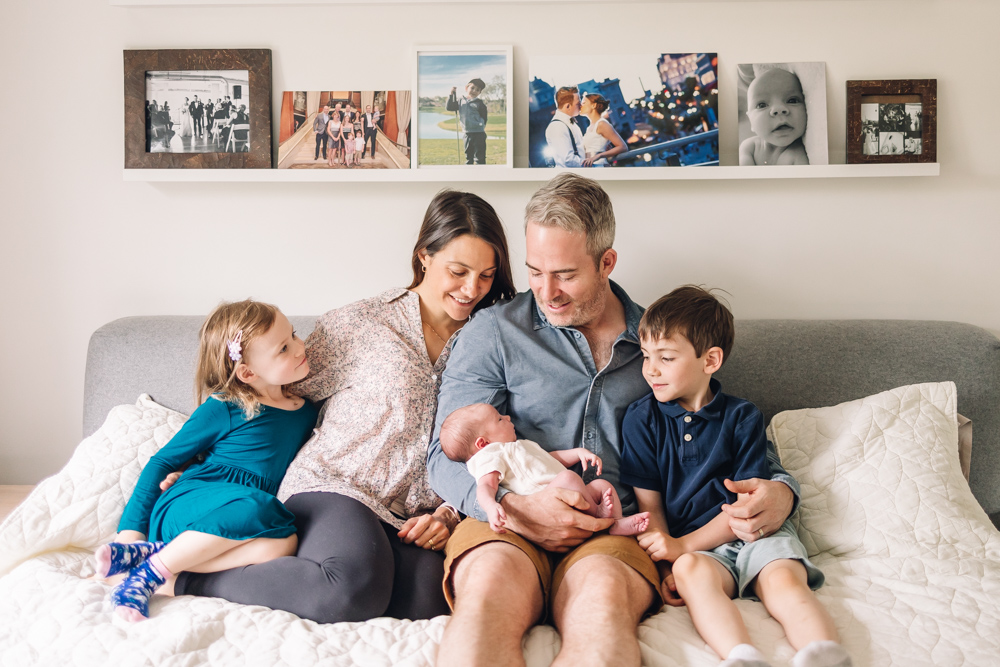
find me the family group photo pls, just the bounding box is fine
[145,70,251,154]
[528,53,719,168]
[277,91,412,169]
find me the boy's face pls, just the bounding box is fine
[473,404,516,445]
[746,68,806,147]
[640,333,713,409]
[466,82,483,98]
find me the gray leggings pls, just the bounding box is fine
[174,492,450,624]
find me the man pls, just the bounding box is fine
[205,98,215,135]
[361,104,380,159]
[190,95,204,138]
[314,104,330,161]
[545,86,586,168]
[428,173,799,666]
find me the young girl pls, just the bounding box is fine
[343,130,355,167]
[96,300,318,622]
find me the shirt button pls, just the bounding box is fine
[431,374,438,381]
[683,434,693,442]
[684,416,692,423]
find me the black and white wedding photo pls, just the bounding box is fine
[145,70,250,154]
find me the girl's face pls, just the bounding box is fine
[241,312,309,389]
[418,234,497,323]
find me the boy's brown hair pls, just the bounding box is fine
[638,285,734,366]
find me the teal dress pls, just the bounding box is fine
[118,396,319,543]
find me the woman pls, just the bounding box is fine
[326,110,343,167]
[171,190,517,624]
[178,98,194,139]
[580,93,627,167]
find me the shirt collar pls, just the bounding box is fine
[381,287,411,303]
[656,378,726,420]
[553,110,577,124]
[531,280,641,344]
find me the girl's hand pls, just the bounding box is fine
[397,508,453,552]
[160,471,182,492]
[577,450,602,475]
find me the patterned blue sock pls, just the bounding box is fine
[110,558,167,622]
[95,540,165,578]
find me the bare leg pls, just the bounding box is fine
[156,531,295,575]
[551,554,653,667]
[754,559,839,650]
[437,543,542,667]
[672,552,750,659]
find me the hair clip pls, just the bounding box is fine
[227,330,243,363]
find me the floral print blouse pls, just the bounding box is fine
[277,288,450,528]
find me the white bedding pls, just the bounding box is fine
[1,384,998,666]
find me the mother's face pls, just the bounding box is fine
[418,234,498,322]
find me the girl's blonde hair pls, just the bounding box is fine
[195,299,280,419]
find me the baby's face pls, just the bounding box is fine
[474,404,516,445]
[746,69,806,147]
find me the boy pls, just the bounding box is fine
[739,67,809,166]
[440,403,649,536]
[621,286,850,667]
[446,78,489,165]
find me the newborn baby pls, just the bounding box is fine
[440,403,650,535]
[740,67,809,166]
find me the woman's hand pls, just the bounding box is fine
[397,506,454,551]
[582,156,597,167]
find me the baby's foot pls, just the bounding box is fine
[95,541,165,579]
[608,511,650,536]
[595,488,615,519]
[110,558,167,622]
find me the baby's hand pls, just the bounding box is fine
[486,503,507,534]
[577,449,602,475]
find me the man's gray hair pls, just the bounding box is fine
[523,173,615,267]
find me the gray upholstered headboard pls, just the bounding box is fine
[84,317,1000,521]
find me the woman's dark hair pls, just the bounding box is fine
[408,190,517,312]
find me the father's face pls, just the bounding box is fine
[525,221,608,328]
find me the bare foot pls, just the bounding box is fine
[595,488,615,519]
[609,512,650,536]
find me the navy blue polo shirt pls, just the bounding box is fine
[620,378,771,538]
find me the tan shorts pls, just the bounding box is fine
[442,518,662,621]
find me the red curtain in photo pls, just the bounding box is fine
[279,92,296,144]
[384,92,398,143]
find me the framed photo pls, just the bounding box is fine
[413,45,512,168]
[277,91,411,169]
[737,62,828,166]
[124,49,272,168]
[529,53,719,168]
[847,79,936,163]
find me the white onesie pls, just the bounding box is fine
[465,439,566,495]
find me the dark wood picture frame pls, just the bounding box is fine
[847,79,936,164]
[124,49,272,168]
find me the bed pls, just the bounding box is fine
[1,316,998,666]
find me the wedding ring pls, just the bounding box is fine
[758,528,765,539]
[428,539,436,549]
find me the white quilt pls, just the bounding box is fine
[1,385,998,666]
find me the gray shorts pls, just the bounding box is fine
[699,519,825,601]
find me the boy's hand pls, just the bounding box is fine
[657,563,685,607]
[638,527,685,563]
[577,449,602,474]
[450,86,457,94]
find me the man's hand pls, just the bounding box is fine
[720,478,794,542]
[501,486,614,552]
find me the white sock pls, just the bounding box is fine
[792,640,852,667]
[726,643,768,663]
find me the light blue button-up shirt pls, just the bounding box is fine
[427,282,799,521]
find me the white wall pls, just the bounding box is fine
[2,0,998,484]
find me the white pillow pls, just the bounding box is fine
[767,381,994,560]
[0,395,185,576]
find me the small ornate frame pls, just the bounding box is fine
[124,49,272,168]
[847,79,936,164]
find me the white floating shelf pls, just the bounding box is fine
[123,163,939,183]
